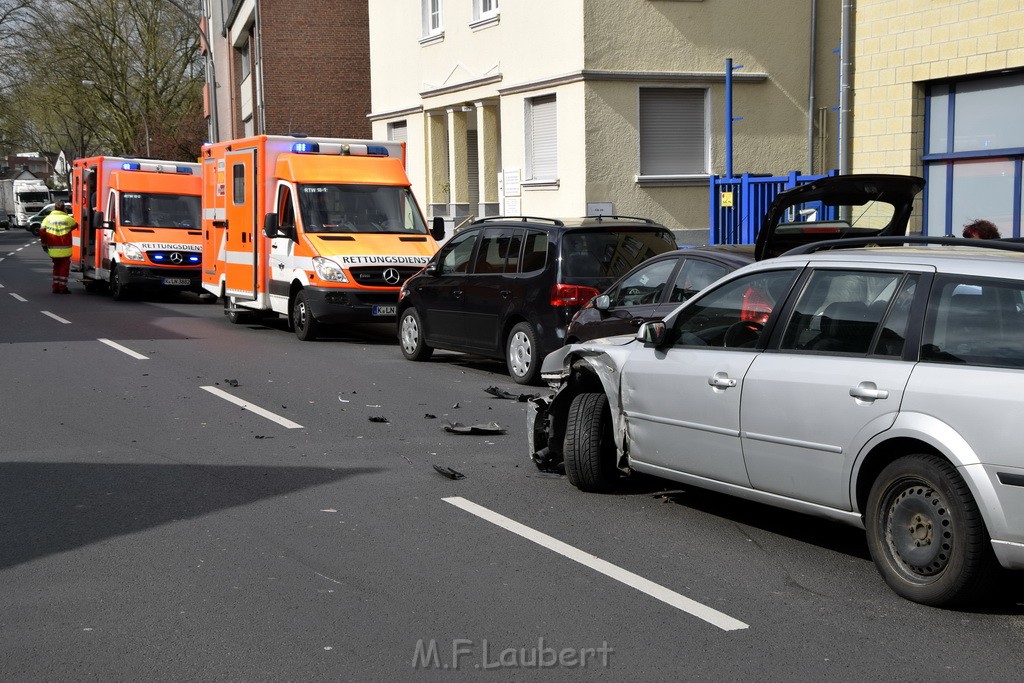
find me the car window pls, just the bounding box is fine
[609,258,676,307]
[473,228,523,274]
[521,230,548,273]
[439,230,478,275]
[561,229,675,280]
[921,276,1024,368]
[672,269,797,348]
[779,270,904,354]
[670,258,729,303]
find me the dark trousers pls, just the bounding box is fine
[51,257,71,292]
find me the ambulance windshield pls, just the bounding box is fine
[120,193,201,229]
[297,184,429,235]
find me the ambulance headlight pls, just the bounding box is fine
[122,243,144,261]
[312,257,349,282]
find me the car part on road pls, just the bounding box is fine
[433,465,466,480]
[443,421,506,435]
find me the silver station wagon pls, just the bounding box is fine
[528,177,1024,607]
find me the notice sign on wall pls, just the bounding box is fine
[503,169,521,197]
[504,196,521,215]
[721,191,734,208]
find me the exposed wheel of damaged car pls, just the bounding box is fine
[866,454,999,607]
[563,392,620,493]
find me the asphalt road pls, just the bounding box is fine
[2,229,1023,681]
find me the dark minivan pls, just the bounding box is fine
[397,215,677,384]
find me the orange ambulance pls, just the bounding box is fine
[71,156,203,299]
[200,135,444,340]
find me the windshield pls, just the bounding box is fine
[297,184,428,235]
[19,192,50,203]
[120,193,200,229]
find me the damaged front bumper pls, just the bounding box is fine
[527,394,561,472]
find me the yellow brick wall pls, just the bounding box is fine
[853,0,1024,175]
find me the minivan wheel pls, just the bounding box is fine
[865,454,998,607]
[291,289,320,341]
[506,322,541,385]
[399,308,433,361]
[564,392,619,493]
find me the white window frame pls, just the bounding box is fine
[470,0,499,29]
[239,39,251,81]
[421,0,443,40]
[387,120,408,143]
[637,86,710,184]
[525,94,557,185]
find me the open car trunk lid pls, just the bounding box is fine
[754,174,925,261]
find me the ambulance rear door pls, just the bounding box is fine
[225,149,259,300]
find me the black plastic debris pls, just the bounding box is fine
[424,413,437,419]
[433,465,466,480]
[254,435,274,439]
[451,402,460,409]
[368,416,390,423]
[484,385,540,402]
[224,379,239,387]
[443,421,506,435]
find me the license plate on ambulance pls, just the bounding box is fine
[163,278,191,286]
[372,305,396,316]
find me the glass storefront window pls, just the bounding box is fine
[953,74,1024,152]
[951,158,1014,237]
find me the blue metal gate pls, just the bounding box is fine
[709,170,839,244]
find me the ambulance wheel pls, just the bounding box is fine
[225,297,254,324]
[292,289,321,341]
[109,264,130,301]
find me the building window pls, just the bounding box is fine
[422,0,442,37]
[526,94,557,182]
[923,73,1024,238]
[639,87,708,177]
[473,0,499,20]
[239,39,251,81]
[388,121,408,143]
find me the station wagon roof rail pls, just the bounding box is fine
[472,216,565,226]
[783,234,1024,256]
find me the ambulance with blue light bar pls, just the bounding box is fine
[70,156,203,300]
[200,135,444,340]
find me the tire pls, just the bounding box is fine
[506,322,542,385]
[398,307,433,361]
[563,392,619,493]
[225,296,254,324]
[291,289,321,341]
[109,263,130,301]
[865,454,998,607]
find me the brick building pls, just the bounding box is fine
[852,0,1024,237]
[203,0,371,141]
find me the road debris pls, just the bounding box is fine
[424,413,437,419]
[484,385,540,402]
[368,416,390,423]
[433,465,466,480]
[443,421,506,435]
[224,378,239,387]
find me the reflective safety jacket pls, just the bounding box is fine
[41,210,76,259]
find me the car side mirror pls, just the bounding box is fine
[637,320,667,345]
[593,294,611,311]
[430,216,446,241]
[424,261,439,276]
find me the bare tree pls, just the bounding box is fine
[4,0,204,161]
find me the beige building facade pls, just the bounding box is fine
[369,0,842,241]
[853,0,1024,236]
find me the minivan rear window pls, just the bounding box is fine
[561,230,676,280]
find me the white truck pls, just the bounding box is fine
[0,178,52,230]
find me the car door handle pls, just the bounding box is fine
[708,373,737,389]
[453,289,463,299]
[630,317,646,327]
[850,383,889,400]
[500,289,512,299]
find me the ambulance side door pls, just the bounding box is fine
[103,189,117,271]
[224,148,258,300]
[268,182,298,297]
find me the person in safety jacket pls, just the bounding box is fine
[40,200,77,294]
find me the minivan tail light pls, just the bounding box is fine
[551,284,601,307]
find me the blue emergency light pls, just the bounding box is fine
[291,142,320,153]
[121,162,141,170]
[366,145,390,156]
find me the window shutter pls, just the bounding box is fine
[640,88,706,175]
[389,121,408,143]
[528,95,557,181]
